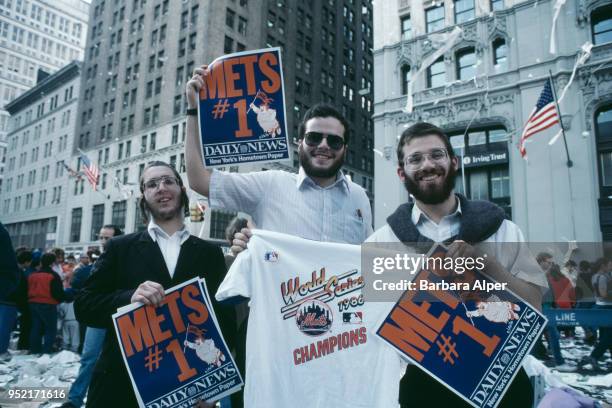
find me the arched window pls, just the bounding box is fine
[492,38,507,70]
[456,47,476,80]
[401,64,411,95]
[592,5,612,45]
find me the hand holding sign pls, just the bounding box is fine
[114,278,243,407]
[186,65,208,109]
[131,280,165,306]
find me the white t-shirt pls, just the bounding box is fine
[216,230,404,408]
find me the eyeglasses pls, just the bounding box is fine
[403,148,449,169]
[303,132,345,151]
[143,176,179,190]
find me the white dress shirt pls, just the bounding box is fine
[147,221,190,278]
[209,168,373,244]
[411,199,463,243]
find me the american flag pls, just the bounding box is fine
[519,79,560,157]
[79,154,99,190]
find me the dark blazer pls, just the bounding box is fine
[74,230,237,408]
[0,222,20,302]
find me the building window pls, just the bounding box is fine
[469,170,489,200]
[427,57,445,88]
[595,104,612,238]
[150,132,156,150]
[112,200,127,231]
[238,17,247,36]
[70,208,82,242]
[468,131,486,146]
[141,135,148,153]
[400,15,411,40]
[492,38,507,70]
[490,168,510,199]
[134,204,146,232]
[224,36,233,53]
[488,128,509,143]
[91,204,105,241]
[172,124,179,144]
[456,47,476,80]
[449,127,510,215]
[592,5,612,45]
[597,105,612,186]
[600,151,612,186]
[226,8,236,28]
[426,5,445,33]
[401,64,411,95]
[209,209,237,240]
[490,0,504,11]
[454,0,475,24]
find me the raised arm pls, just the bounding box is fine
[185,65,212,197]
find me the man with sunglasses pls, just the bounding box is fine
[75,162,234,408]
[184,66,372,245]
[367,122,547,408]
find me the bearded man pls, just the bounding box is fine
[74,162,235,408]
[367,122,547,408]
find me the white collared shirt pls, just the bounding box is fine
[411,198,462,243]
[209,167,373,244]
[147,221,190,278]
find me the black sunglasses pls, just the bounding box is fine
[303,132,345,151]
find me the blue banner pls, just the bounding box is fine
[376,244,547,408]
[198,47,289,167]
[112,278,243,408]
[544,308,612,327]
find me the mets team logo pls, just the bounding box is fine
[295,300,333,336]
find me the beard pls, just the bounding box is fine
[299,146,345,179]
[145,197,183,222]
[403,163,457,204]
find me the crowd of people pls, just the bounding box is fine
[533,250,612,372]
[0,230,112,358]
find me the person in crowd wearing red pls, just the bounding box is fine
[27,252,72,354]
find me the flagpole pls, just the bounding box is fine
[548,70,572,168]
[549,70,577,240]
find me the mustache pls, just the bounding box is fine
[414,168,444,180]
[310,148,335,156]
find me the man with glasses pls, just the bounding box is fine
[367,122,547,408]
[184,66,372,245]
[74,162,234,408]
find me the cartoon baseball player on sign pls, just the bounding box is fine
[466,295,521,324]
[249,90,282,137]
[183,325,226,368]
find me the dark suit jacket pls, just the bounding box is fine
[0,222,20,302]
[74,230,237,408]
